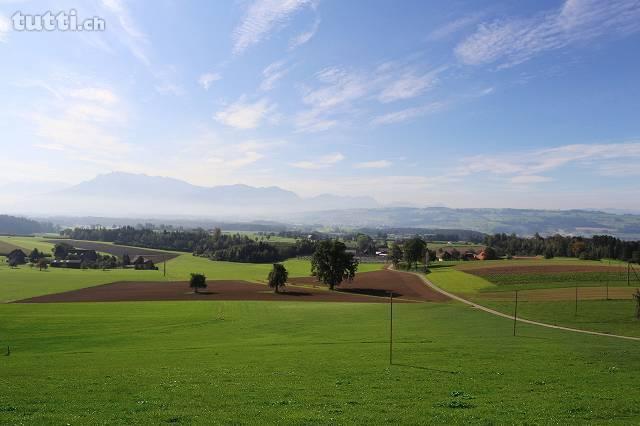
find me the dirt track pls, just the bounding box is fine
[289,269,450,302]
[461,264,625,276]
[16,269,448,304]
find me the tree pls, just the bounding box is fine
[190,273,207,293]
[53,242,73,260]
[28,248,42,263]
[311,240,358,290]
[267,263,288,293]
[403,236,427,270]
[8,258,18,268]
[122,253,131,266]
[389,243,403,268]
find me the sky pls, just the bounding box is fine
[1,0,639,210]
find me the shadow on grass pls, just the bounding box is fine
[392,362,459,374]
[338,288,402,298]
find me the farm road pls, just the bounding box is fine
[391,269,640,342]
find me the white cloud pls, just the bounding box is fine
[371,102,447,125]
[378,68,444,103]
[233,0,312,54]
[455,0,640,67]
[214,97,276,129]
[0,14,10,43]
[289,18,320,49]
[260,60,289,91]
[68,87,119,104]
[198,72,222,90]
[290,152,345,169]
[354,160,392,169]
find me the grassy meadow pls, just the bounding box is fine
[0,237,383,302]
[426,259,640,338]
[1,301,640,424]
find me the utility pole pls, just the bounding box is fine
[628,263,631,287]
[389,291,393,365]
[513,290,518,336]
[575,284,578,316]
[606,260,610,300]
[163,255,166,278]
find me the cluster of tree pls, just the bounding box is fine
[0,215,57,235]
[484,233,640,262]
[62,226,317,263]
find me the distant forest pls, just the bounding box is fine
[485,233,640,262]
[62,227,316,263]
[0,215,57,235]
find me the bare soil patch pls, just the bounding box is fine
[289,269,449,302]
[479,286,637,302]
[16,280,404,304]
[47,239,180,261]
[460,264,625,276]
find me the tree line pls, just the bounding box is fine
[62,226,316,263]
[484,233,640,262]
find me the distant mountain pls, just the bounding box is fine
[20,172,379,217]
[288,207,640,240]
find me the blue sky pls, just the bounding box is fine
[1,0,639,209]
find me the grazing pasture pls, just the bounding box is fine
[1,300,639,424]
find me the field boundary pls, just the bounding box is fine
[392,269,640,342]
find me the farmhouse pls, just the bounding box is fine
[67,249,98,262]
[131,255,158,270]
[7,249,27,265]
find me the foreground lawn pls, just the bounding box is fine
[0,253,383,302]
[1,301,639,424]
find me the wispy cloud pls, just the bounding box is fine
[354,160,392,169]
[198,72,222,90]
[371,102,447,125]
[214,97,276,129]
[233,0,313,54]
[378,67,445,103]
[510,175,553,184]
[427,14,481,41]
[455,141,640,182]
[101,0,150,65]
[290,152,345,169]
[0,14,10,43]
[260,60,290,91]
[289,17,320,49]
[455,0,640,67]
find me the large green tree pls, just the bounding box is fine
[403,236,427,270]
[311,240,358,290]
[267,263,288,293]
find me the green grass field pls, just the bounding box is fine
[1,300,640,424]
[0,237,383,302]
[426,260,640,338]
[0,236,56,254]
